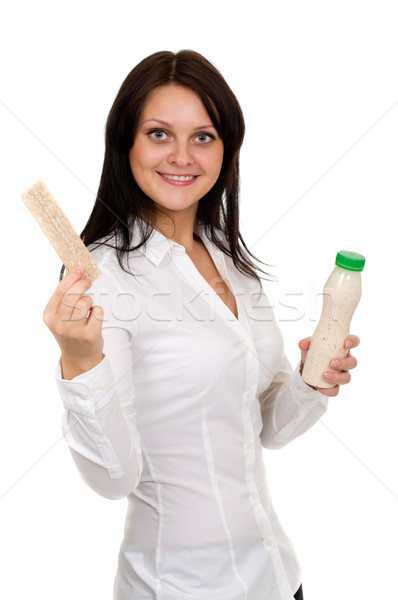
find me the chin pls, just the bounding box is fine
[151,190,200,210]
[155,200,198,212]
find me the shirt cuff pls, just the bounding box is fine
[269,363,329,446]
[56,356,127,480]
[287,360,327,403]
[55,355,115,415]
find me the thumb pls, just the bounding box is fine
[298,336,312,366]
[298,336,311,351]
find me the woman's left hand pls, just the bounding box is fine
[298,334,360,397]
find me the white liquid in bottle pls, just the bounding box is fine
[302,251,365,389]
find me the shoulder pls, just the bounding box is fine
[86,240,140,332]
[87,238,131,300]
[88,236,119,271]
[88,235,136,281]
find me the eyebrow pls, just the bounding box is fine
[141,118,216,131]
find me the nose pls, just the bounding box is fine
[167,140,194,167]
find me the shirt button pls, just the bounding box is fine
[244,338,253,349]
[245,440,253,450]
[79,393,89,401]
[98,437,107,445]
[99,382,108,391]
[251,492,258,502]
[246,390,254,399]
[265,537,274,547]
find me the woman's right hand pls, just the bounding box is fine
[43,265,104,380]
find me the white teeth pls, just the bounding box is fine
[161,174,196,181]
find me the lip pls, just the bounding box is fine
[156,172,200,187]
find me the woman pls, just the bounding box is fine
[44,50,359,600]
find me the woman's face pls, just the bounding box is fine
[129,84,224,217]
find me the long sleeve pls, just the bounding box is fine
[55,262,143,500]
[259,354,329,450]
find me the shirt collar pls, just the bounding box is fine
[132,217,224,267]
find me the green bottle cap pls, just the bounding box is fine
[335,250,366,271]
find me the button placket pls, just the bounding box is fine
[265,537,274,547]
[240,335,287,581]
[245,439,254,451]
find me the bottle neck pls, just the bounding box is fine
[325,265,362,293]
[334,265,362,278]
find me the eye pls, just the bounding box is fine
[147,129,168,141]
[195,132,215,144]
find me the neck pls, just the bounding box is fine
[153,210,199,253]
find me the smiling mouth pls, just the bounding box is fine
[156,172,199,186]
[158,173,198,181]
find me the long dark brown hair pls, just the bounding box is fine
[64,50,274,285]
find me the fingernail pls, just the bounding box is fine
[330,359,340,368]
[345,339,352,349]
[323,372,334,380]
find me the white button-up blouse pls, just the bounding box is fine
[55,218,328,600]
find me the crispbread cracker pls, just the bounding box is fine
[22,180,100,280]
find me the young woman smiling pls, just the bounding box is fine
[44,50,359,600]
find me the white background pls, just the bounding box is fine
[1,1,397,598]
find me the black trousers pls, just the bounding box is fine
[294,584,304,600]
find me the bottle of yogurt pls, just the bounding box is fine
[302,250,365,389]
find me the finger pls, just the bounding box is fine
[344,334,360,350]
[45,265,87,315]
[317,384,340,398]
[329,355,358,371]
[58,279,93,320]
[76,305,104,342]
[298,337,311,350]
[322,370,352,385]
[69,295,94,322]
[85,305,104,335]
